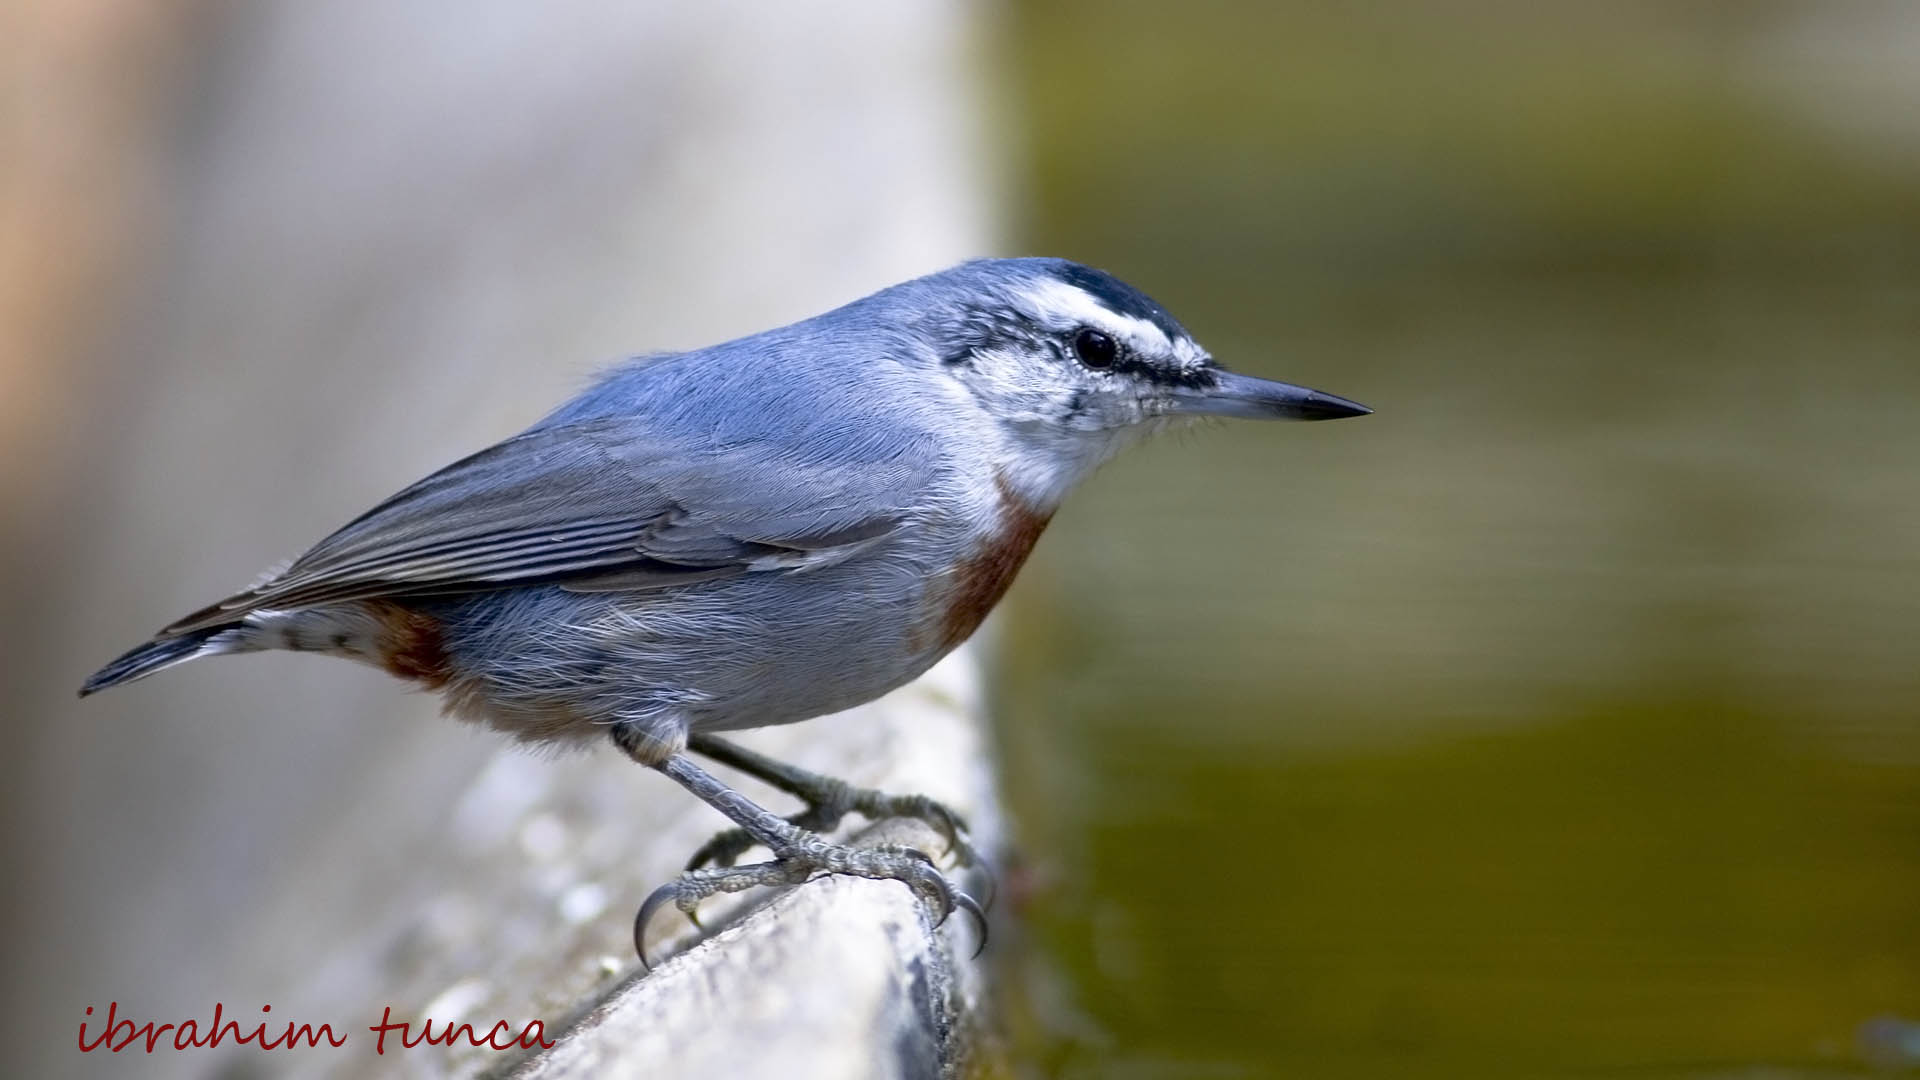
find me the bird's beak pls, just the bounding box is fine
[1168,371,1372,421]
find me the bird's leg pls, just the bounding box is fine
[682,732,979,873]
[625,744,985,968]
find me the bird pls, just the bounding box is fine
[79,257,1370,962]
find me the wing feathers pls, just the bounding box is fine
[160,417,927,636]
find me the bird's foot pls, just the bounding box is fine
[684,777,979,874]
[636,832,987,968]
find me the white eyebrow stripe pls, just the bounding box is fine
[1019,278,1175,355]
[1169,336,1212,372]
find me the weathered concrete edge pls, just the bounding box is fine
[502,816,992,1080]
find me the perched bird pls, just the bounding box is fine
[80,258,1369,959]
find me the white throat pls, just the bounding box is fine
[989,420,1139,512]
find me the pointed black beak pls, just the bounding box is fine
[1169,371,1372,421]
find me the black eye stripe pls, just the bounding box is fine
[1072,328,1118,369]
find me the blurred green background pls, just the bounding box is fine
[989,3,1920,1077]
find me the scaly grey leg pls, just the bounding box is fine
[624,739,985,969]
[683,732,980,873]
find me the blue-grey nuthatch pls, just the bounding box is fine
[81,257,1369,960]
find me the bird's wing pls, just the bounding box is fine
[162,416,932,635]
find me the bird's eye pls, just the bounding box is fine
[1072,328,1117,370]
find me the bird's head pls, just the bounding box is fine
[906,258,1369,502]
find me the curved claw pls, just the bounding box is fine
[633,880,694,970]
[917,803,964,856]
[892,846,987,957]
[901,797,969,859]
[951,889,989,958]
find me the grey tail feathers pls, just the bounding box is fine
[79,627,229,697]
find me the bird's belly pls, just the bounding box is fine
[670,569,958,730]
[423,477,1052,744]
[424,563,956,740]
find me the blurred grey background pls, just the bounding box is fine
[6,2,1920,1078]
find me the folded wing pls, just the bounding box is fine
[162,416,931,636]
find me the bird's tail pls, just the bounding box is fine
[79,626,234,697]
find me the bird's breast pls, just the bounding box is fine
[919,470,1054,653]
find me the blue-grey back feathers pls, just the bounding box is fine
[162,415,935,634]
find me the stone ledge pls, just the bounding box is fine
[507,817,991,1080]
